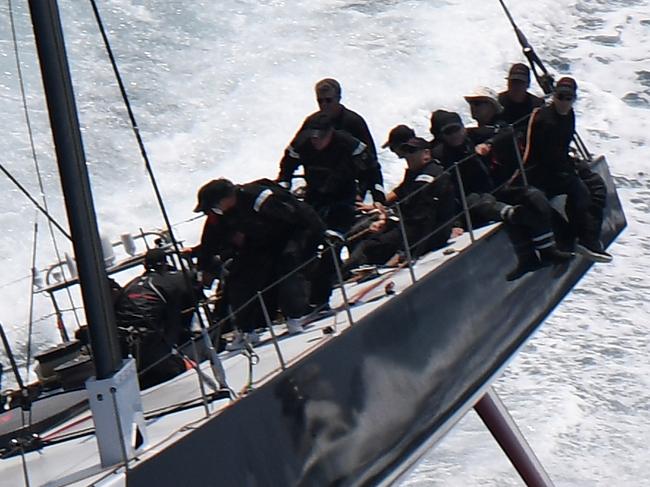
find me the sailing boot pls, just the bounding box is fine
[506,248,543,281]
[538,245,575,265]
[226,330,260,351]
[531,231,575,266]
[286,316,307,335]
[575,239,613,263]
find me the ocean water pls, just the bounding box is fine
[0,0,648,485]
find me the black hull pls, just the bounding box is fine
[127,157,625,487]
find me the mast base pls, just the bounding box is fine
[86,358,147,468]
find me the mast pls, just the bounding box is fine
[28,0,121,379]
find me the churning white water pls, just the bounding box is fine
[0,0,648,484]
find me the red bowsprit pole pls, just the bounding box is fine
[474,387,554,487]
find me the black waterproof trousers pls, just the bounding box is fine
[226,245,313,332]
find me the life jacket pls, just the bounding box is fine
[115,274,167,331]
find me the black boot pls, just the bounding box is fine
[506,253,543,281]
[575,239,613,263]
[538,246,575,265]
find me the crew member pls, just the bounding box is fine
[498,63,545,129]
[523,77,612,262]
[194,178,327,350]
[289,78,386,204]
[429,109,494,198]
[344,126,456,271]
[115,248,198,388]
[464,86,519,186]
[278,112,383,235]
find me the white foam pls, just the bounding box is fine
[0,0,648,483]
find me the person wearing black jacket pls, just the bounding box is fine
[194,178,327,350]
[115,248,197,388]
[462,89,574,279]
[430,110,495,200]
[344,128,456,271]
[464,86,520,187]
[523,77,611,262]
[498,63,544,130]
[278,111,384,235]
[297,78,386,203]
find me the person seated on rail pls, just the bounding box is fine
[343,126,456,273]
[521,77,612,263]
[277,111,384,237]
[114,248,199,389]
[193,177,328,351]
[463,87,575,278]
[498,63,545,131]
[430,108,574,280]
[464,86,520,185]
[429,109,495,205]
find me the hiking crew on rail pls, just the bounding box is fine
[186,71,612,352]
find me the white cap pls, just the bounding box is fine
[464,86,503,113]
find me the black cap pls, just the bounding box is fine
[382,124,416,149]
[555,76,578,95]
[430,110,464,138]
[297,112,335,143]
[144,248,167,270]
[304,112,333,131]
[507,63,531,83]
[399,137,430,153]
[193,178,235,213]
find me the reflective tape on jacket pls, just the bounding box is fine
[414,174,435,184]
[253,189,274,212]
[352,141,367,156]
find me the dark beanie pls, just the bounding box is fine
[430,110,463,138]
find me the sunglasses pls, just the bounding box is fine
[468,100,490,107]
[309,128,330,139]
[397,143,421,154]
[555,93,575,102]
[442,125,462,136]
[317,97,335,104]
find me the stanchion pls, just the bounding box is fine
[453,164,475,243]
[257,292,287,370]
[511,131,529,188]
[395,202,417,284]
[329,243,355,326]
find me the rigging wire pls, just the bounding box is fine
[89,1,228,388]
[88,0,184,257]
[0,162,70,241]
[7,0,82,331]
[24,219,38,380]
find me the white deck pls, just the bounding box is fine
[1,226,497,487]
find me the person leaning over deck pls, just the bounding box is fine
[498,63,544,130]
[463,88,574,279]
[193,178,327,351]
[343,127,456,272]
[286,78,386,204]
[522,77,612,263]
[277,111,383,236]
[114,248,199,389]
